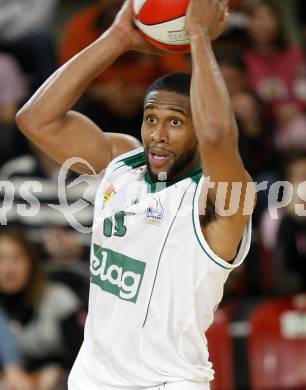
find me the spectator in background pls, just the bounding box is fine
[42,227,90,311]
[274,153,306,295]
[244,1,306,130]
[0,0,58,91]
[0,53,28,168]
[0,229,83,390]
[59,0,190,138]
[275,113,306,154]
[0,308,33,390]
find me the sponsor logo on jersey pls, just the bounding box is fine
[144,197,164,226]
[103,184,116,203]
[90,244,146,303]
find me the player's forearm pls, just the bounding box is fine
[16,29,127,131]
[189,31,238,146]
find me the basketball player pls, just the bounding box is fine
[16,0,255,388]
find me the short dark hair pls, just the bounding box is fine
[145,72,192,100]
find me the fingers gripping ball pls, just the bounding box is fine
[131,0,190,52]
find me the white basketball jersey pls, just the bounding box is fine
[69,147,251,390]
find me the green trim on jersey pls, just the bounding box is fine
[142,182,194,327]
[192,181,232,270]
[145,165,202,193]
[118,150,145,169]
[117,148,203,193]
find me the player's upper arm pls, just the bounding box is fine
[16,109,141,175]
[198,135,256,261]
[106,132,143,166]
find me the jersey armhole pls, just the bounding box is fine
[192,176,252,270]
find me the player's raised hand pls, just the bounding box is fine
[109,0,165,55]
[185,0,229,40]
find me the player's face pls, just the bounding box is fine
[141,90,199,181]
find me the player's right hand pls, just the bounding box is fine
[186,0,229,40]
[109,0,166,56]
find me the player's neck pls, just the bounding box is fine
[171,154,201,181]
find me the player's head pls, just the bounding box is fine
[141,73,199,182]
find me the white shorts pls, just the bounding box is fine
[68,381,210,390]
[149,381,210,390]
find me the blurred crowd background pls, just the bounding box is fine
[0,0,306,389]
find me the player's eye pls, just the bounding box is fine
[146,115,157,125]
[170,118,182,127]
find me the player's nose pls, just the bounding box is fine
[150,124,169,143]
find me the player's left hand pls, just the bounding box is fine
[185,0,229,40]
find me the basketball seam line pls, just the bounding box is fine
[137,1,146,19]
[138,29,190,47]
[136,14,186,27]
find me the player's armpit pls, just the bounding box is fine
[200,214,252,261]
[106,133,142,162]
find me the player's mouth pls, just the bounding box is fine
[148,149,173,168]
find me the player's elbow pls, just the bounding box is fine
[15,106,38,136]
[199,121,236,148]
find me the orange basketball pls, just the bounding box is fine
[132,0,190,52]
